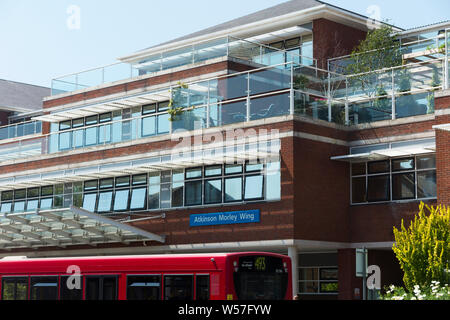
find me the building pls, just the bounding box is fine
[0,0,449,300]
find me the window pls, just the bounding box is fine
[266,161,281,200]
[97,192,113,213]
[244,175,264,200]
[60,276,83,300]
[225,177,242,202]
[114,189,130,211]
[204,179,222,204]
[196,275,210,301]
[0,161,282,214]
[30,276,58,300]
[85,276,117,300]
[130,188,147,210]
[40,198,53,210]
[127,276,161,301]
[83,193,97,212]
[2,277,28,300]
[351,155,437,204]
[164,275,193,301]
[298,253,338,295]
[185,181,202,206]
[367,175,390,202]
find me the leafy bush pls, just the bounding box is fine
[392,203,450,292]
[383,282,450,300]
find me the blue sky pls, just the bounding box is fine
[0,0,449,88]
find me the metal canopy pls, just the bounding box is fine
[331,146,435,163]
[0,206,165,251]
[0,141,280,191]
[433,123,450,132]
[34,89,172,123]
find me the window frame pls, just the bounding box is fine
[351,154,437,205]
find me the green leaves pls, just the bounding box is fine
[393,203,450,291]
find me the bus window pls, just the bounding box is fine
[127,275,161,300]
[30,276,58,300]
[60,276,83,300]
[85,276,117,300]
[1,277,28,300]
[196,275,210,301]
[233,256,288,300]
[164,275,193,301]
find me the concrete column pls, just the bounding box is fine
[288,246,299,297]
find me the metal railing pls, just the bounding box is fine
[0,120,42,142]
[51,36,317,96]
[4,44,450,163]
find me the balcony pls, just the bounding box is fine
[50,36,316,96]
[0,28,447,163]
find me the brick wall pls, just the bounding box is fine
[313,18,367,70]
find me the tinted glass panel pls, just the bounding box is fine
[367,175,390,202]
[148,185,160,209]
[225,164,243,175]
[392,158,415,172]
[114,190,130,211]
[244,175,264,200]
[40,198,53,209]
[368,161,390,174]
[130,188,147,210]
[2,277,28,300]
[352,163,366,176]
[86,277,117,300]
[417,171,437,198]
[97,192,113,212]
[225,177,242,202]
[233,256,288,300]
[185,181,202,206]
[196,276,210,301]
[204,179,222,204]
[30,277,58,300]
[417,155,436,169]
[164,276,193,301]
[82,193,97,212]
[205,166,222,177]
[127,276,161,301]
[352,177,366,203]
[392,173,416,200]
[186,168,202,179]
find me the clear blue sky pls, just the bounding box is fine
[0,0,448,88]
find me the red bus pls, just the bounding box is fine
[0,252,292,301]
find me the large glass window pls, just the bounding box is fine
[351,154,436,204]
[0,160,282,214]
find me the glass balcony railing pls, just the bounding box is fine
[4,39,450,163]
[50,36,316,96]
[328,33,448,74]
[0,120,42,141]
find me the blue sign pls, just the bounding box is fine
[190,210,260,227]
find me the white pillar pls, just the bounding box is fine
[288,246,299,298]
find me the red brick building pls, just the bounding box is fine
[0,0,449,300]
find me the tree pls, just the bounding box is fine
[392,203,450,292]
[346,24,402,75]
